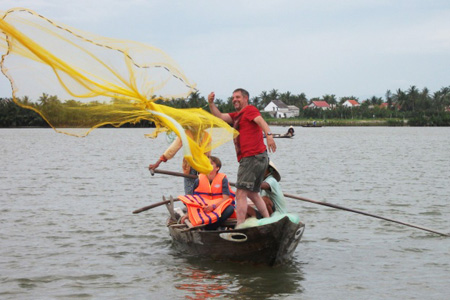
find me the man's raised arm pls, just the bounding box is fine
[208,92,233,124]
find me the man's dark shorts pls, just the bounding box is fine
[236,151,269,192]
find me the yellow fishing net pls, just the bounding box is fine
[0,8,238,173]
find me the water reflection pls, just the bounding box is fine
[173,254,305,299]
[175,267,228,299]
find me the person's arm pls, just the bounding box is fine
[208,92,233,124]
[149,136,182,170]
[253,115,276,153]
[220,176,231,201]
[190,178,199,195]
[204,176,231,212]
[181,178,199,224]
[261,181,271,191]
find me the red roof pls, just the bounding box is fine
[312,101,330,108]
[347,100,359,106]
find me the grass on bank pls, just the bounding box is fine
[266,118,406,127]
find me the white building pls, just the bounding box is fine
[342,100,360,107]
[263,100,299,118]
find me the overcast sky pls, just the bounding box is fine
[2,0,450,102]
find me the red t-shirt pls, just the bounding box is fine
[229,105,267,161]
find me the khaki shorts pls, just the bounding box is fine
[236,151,269,192]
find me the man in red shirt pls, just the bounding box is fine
[208,88,277,226]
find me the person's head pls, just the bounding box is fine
[267,160,281,182]
[210,156,222,171]
[232,88,249,111]
[207,156,222,180]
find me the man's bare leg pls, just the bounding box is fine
[247,191,270,218]
[235,189,248,225]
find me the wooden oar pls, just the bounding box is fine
[142,169,449,237]
[133,197,180,214]
[283,193,449,237]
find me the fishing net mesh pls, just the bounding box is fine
[0,8,237,173]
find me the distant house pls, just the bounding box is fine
[306,101,330,110]
[342,100,360,107]
[287,105,299,117]
[379,102,401,109]
[263,100,299,118]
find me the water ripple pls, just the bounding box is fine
[1,127,449,300]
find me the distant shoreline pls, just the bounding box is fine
[4,118,450,129]
[266,118,407,127]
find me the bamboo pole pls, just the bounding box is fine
[135,169,449,237]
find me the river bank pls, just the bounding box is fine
[267,118,406,127]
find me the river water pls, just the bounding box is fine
[1,127,449,299]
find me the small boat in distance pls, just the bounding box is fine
[301,124,322,127]
[302,121,322,127]
[263,133,294,138]
[263,125,296,138]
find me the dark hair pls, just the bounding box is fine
[233,88,249,99]
[210,156,222,170]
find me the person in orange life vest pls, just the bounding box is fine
[149,129,211,194]
[180,156,235,230]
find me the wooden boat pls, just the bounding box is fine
[165,200,305,265]
[263,133,294,138]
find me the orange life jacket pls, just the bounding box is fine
[194,173,234,200]
[178,173,235,226]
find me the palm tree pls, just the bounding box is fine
[385,90,393,108]
[259,91,272,108]
[279,91,292,105]
[187,91,206,108]
[393,88,407,111]
[440,87,450,108]
[369,96,382,106]
[268,89,279,101]
[250,96,261,110]
[322,94,337,105]
[20,95,32,105]
[294,93,308,109]
[406,85,419,112]
[432,86,450,111]
[418,87,431,111]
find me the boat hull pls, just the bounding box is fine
[167,216,305,266]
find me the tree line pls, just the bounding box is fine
[1,85,450,127]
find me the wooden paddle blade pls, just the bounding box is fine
[133,198,180,214]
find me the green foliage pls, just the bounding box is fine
[0,98,47,127]
[2,84,450,127]
[255,90,308,111]
[408,112,450,126]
